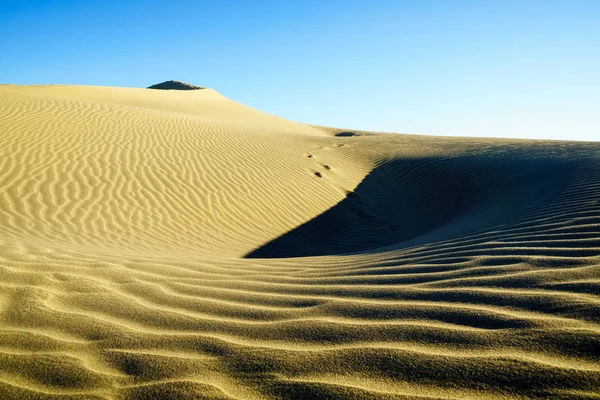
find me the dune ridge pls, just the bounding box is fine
[0,84,599,399]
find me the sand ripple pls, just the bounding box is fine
[0,85,599,399]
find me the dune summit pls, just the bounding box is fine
[0,84,599,399]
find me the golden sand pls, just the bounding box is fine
[0,84,599,399]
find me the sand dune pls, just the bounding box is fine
[0,83,599,399]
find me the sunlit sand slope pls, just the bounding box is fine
[0,85,367,257]
[0,84,599,399]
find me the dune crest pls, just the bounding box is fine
[0,84,599,399]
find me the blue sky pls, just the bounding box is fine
[1,0,599,141]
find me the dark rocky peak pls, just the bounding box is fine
[147,80,204,90]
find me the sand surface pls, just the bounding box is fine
[1,84,599,399]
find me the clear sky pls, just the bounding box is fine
[2,0,599,141]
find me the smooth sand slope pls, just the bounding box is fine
[0,83,599,399]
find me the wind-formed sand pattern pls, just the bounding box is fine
[0,83,599,399]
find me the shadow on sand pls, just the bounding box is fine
[245,152,584,258]
[245,151,584,259]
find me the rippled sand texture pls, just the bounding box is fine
[1,85,599,399]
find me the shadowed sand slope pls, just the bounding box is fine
[246,145,599,258]
[1,84,600,399]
